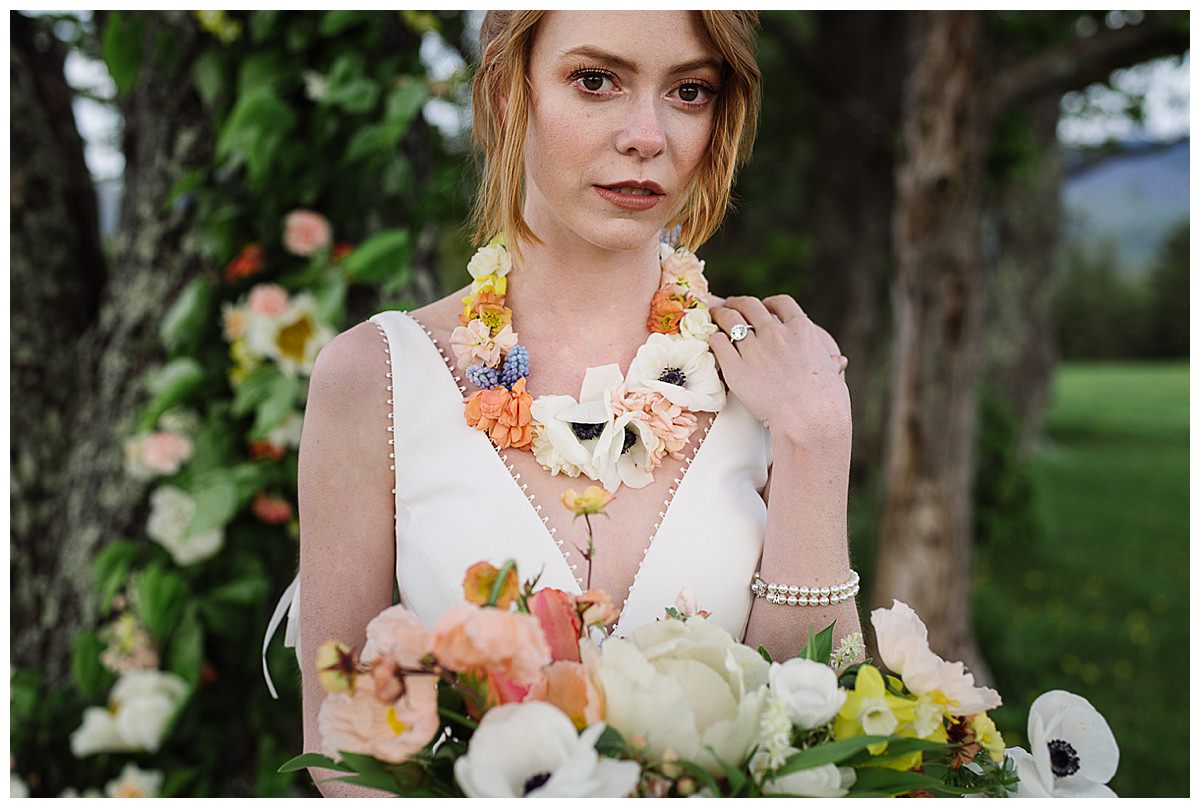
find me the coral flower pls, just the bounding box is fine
[528,588,583,663]
[431,603,551,686]
[282,209,332,257]
[317,674,439,765]
[486,376,533,450]
[224,242,264,282]
[647,286,692,334]
[526,661,605,730]
[331,241,354,262]
[462,561,520,609]
[251,492,293,525]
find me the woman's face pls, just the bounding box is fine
[520,11,722,253]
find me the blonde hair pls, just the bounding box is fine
[470,11,761,260]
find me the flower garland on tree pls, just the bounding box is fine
[449,236,725,493]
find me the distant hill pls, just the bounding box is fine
[1061,137,1189,275]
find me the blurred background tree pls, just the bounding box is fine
[8,9,1189,797]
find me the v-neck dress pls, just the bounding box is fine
[263,309,772,697]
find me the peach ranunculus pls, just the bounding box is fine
[138,431,194,476]
[430,603,551,686]
[660,249,709,296]
[247,283,290,317]
[251,492,293,525]
[317,674,439,764]
[362,604,433,667]
[462,561,520,609]
[647,286,693,334]
[610,385,698,463]
[526,661,605,730]
[282,209,332,257]
[224,242,264,282]
[450,318,518,370]
[476,376,533,450]
[528,588,583,663]
[576,589,618,628]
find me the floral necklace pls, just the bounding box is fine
[449,236,726,494]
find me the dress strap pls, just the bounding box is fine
[261,574,300,700]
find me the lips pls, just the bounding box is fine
[596,180,666,196]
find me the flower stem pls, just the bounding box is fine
[582,514,596,590]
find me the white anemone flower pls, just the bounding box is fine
[626,333,725,412]
[531,364,624,483]
[454,702,640,797]
[1006,690,1119,798]
[593,409,658,491]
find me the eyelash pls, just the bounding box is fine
[566,65,719,107]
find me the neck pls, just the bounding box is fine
[504,232,663,350]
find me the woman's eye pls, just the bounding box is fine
[674,82,715,104]
[574,71,613,93]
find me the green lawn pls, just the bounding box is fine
[974,361,1189,797]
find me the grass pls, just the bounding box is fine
[973,360,1189,797]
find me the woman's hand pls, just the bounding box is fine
[708,295,851,450]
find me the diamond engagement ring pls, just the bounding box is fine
[729,323,754,343]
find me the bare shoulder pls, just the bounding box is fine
[309,321,391,405]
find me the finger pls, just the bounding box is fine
[708,331,743,376]
[720,295,777,333]
[836,355,848,375]
[762,294,808,324]
[709,305,747,334]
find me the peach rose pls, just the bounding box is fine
[251,492,293,525]
[247,283,290,317]
[139,431,193,476]
[528,588,582,663]
[576,589,618,628]
[317,674,439,764]
[647,286,692,334]
[282,209,332,257]
[430,603,551,686]
[526,661,605,730]
[660,250,709,295]
[362,604,433,667]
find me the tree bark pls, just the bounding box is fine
[16,11,215,683]
[10,11,109,677]
[982,95,1063,460]
[870,11,993,679]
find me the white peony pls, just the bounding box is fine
[70,670,189,756]
[677,306,719,343]
[870,600,1000,715]
[466,243,512,279]
[768,657,847,730]
[1006,690,1119,798]
[104,763,164,798]
[454,702,640,797]
[762,762,856,797]
[596,616,768,775]
[146,485,223,566]
[626,333,725,413]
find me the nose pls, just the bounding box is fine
[615,95,666,159]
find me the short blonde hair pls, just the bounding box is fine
[470,11,761,260]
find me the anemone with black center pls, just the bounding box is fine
[522,772,552,795]
[657,367,686,386]
[620,427,638,455]
[570,422,605,441]
[1047,738,1081,778]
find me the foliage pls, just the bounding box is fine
[9,10,471,797]
[973,384,1042,554]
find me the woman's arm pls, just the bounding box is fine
[297,322,397,797]
[708,297,862,660]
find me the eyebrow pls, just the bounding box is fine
[559,45,722,75]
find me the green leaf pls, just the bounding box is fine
[216,88,297,187]
[190,48,226,110]
[136,564,189,641]
[249,10,282,43]
[160,277,214,356]
[318,11,367,36]
[249,372,301,439]
[593,724,628,758]
[313,275,348,324]
[164,167,207,213]
[94,539,142,613]
[797,620,836,665]
[71,631,115,702]
[159,767,199,798]
[757,643,773,663]
[706,744,745,793]
[232,365,283,417]
[100,10,145,97]
[238,51,292,97]
[279,753,353,774]
[186,476,239,536]
[774,735,892,776]
[845,736,953,768]
[384,80,429,133]
[338,229,410,284]
[848,766,974,797]
[205,577,269,607]
[137,359,205,431]
[344,122,406,165]
[167,604,204,687]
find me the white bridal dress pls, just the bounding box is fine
[263,310,773,697]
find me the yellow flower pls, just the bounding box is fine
[316,640,358,694]
[911,689,954,739]
[462,561,519,609]
[834,664,917,756]
[561,486,614,516]
[972,712,1005,763]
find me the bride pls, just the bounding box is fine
[278,10,857,796]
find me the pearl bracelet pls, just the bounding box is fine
[750,570,860,606]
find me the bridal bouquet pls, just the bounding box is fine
[281,561,1118,797]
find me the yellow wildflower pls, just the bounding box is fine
[834,664,917,755]
[972,712,1005,763]
[561,486,614,517]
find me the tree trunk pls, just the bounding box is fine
[870,11,993,680]
[800,11,908,484]
[982,95,1063,460]
[10,11,109,677]
[19,11,215,683]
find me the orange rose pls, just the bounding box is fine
[647,286,691,334]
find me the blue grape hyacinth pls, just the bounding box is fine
[466,363,500,390]
[499,345,529,389]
